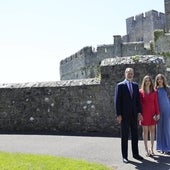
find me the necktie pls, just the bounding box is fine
[129,81,133,97]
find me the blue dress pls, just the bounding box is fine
[156,87,170,152]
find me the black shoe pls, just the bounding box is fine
[162,151,170,155]
[123,158,129,163]
[133,155,144,160]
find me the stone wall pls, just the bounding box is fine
[121,42,148,57]
[60,46,98,80]
[100,55,166,85]
[125,10,165,47]
[0,79,118,136]
[154,30,170,54]
[165,0,170,32]
[59,9,166,81]
[0,56,166,136]
[60,41,150,80]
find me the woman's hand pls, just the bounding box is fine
[156,114,160,121]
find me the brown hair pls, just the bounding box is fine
[155,74,168,89]
[155,74,170,97]
[141,75,154,92]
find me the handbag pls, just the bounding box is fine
[153,114,158,121]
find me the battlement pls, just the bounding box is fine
[60,46,94,65]
[60,38,149,80]
[126,10,165,25]
[145,10,165,19]
[60,1,169,80]
[125,10,165,46]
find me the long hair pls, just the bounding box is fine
[155,74,170,97]
[141,75,154,92]
[154,74,168,89]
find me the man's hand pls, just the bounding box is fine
[138,113,143,121]
[117,115,122,124]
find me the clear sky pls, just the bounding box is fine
[0,0,164,83]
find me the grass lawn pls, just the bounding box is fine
[0,152,112,170]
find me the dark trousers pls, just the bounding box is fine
[120,117,139,159]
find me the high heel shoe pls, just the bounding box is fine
[150,150,155,156]
[146,150,150,157]
[162,151,170,155]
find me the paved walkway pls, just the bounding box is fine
[0,135,169,170]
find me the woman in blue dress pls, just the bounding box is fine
[155,74,170,154]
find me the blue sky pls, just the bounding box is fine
[0,0,164,83]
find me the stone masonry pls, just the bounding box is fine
[60,0,170,81]
[0,56,166,136]
[0,0,170,136]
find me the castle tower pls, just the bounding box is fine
[113,35,122,56]
[165,0,170,32]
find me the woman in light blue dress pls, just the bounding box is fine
[155,74,170,154]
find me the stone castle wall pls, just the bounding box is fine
[60,9,165,81]
[0,56,166,136]
[1,1,169,137]
[154,30,170,54]
[165,0,170,32]
[60,47,98,80]
[60,41,150,80]
[125,10,165,47]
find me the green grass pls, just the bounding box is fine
[0,152,112,170]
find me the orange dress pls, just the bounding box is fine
[139,89,160,126]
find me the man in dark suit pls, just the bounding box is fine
[115,67,143,163]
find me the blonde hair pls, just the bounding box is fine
[141,75,154,92]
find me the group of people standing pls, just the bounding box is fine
[115,67,170,163]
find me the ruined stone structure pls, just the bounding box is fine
[60,0,170,81]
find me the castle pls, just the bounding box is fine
[0,0,169,136]
[60,0,170,80]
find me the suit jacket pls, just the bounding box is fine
[115,80,141,118]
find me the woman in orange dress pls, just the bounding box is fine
[139,75,160,156]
